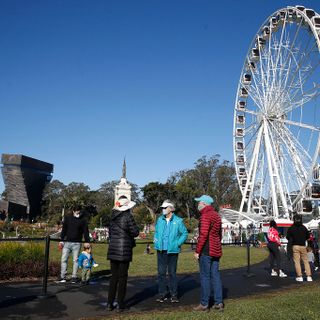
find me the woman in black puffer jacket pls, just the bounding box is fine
[107,196,139,311]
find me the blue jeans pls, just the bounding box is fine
[61,242,81,279]
[157,251,178,297]
[199,255,223,306]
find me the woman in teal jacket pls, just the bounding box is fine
[154,200,188,303]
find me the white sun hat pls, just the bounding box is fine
[114,197,136,212]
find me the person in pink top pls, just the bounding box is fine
[267,220,287,277]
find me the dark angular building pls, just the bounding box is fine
[1,154,53,221]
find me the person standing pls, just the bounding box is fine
[267,220,287,277]
[57,205,90,283]
[286,214,312,282]
[193,195,223,312]
[308,232,319,271]
[154,200,188,303]
[107,196,139,312]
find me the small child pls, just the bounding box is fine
[78,243,98,284]
[307,246,315,272]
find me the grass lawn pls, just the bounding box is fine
[96,283,320,320]
[49,241,268,277]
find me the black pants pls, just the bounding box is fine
[108,260,130,309]
[267,242,281,272]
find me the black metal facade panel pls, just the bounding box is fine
[1,165,29,207]
[1,154,54,219]
[1,154,53,173]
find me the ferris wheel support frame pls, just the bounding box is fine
[263,119,289,219]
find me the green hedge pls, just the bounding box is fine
[0,242,59,280]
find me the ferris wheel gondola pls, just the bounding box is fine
[234,5,320,219]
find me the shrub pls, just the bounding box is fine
[0,242,59,280]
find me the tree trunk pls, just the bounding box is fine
[186,202,190,220]
[145,205,156,222]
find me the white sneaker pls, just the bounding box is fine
[307,276,313,282]
[271,270,278,276]
[279,270,287,278]
[295,276,303,282]
[315,267,318,271]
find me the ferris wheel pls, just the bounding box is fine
[234,5,320,220]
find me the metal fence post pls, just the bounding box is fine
[41,235,50,296]
[243,238,255,277]
[247,238,251,273]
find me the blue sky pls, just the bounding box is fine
[0,0,319,192]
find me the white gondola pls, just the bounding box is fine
[238,167,246,177]
[236,141,244,151]
[247,61,256,71]
[236,155,244,165]
[240,87,248,98]
[304,8,315,20]
[302,200,313,213]
[295,6,305,22]
[277,10,286,22]
[311,184,320,198]
[304,184,312,198]
[256,37,266,47]
[236,115,245,124]
[313,165,320,181]
[270,17,278,31]
[243,74,251,85]
[250,48,260,61]
[238,100,246,110]
[241,178,247,188]
[287,8,294,21]
[262,26,270,40]
[295,5,305,12]
[305,8,316,19]
[312,16,320,29]
[236,128,244,137]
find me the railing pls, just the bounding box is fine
[0,236,257,297]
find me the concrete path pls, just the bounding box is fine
[0,258,318,320]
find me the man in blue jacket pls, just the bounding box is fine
[154,200,188,303]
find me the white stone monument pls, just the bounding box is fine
[114,158,132,203]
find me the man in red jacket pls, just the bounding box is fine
[193,195,223,312]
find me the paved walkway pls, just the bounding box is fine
[0,258,318,320]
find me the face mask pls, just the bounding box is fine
[162,208,168,216]
[197,203,205,211]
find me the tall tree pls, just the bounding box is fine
[41,179,66,224]
[141,182,176,220]
[213,160,242,208]
[168,155,241,215]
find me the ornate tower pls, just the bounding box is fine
[114,158,132,203]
